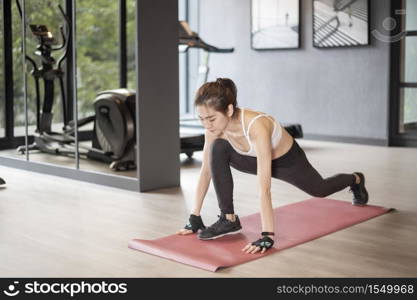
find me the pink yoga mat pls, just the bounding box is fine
[128,198,392,272]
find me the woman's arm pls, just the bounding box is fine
[191,132,213,215]
[242,120,275,253]
[177,130,215,235]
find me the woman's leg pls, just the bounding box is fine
[272,142,356,198]
[210,139,257,214]
[198,139,255,240]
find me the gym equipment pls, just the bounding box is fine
[16,7,301,171]
[129,198,392,272]
[14,5,135,169]
[178,21,303,139]
[14,7,210,170]
[90,88,206,169]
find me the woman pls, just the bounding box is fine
[176,78,368,254]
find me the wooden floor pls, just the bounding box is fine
[0,139,416,277]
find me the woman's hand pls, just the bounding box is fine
[241,235,275,254]
[242,243,267,254]
[176,214,206,235]
[176,228,194,235]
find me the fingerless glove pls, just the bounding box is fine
[184,214,206,233]
[251,232,275,250]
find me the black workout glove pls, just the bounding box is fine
[184,214,206,233]
[251,232,275,251]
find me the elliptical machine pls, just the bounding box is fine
[16,4,73,155]
[16,3,136,170]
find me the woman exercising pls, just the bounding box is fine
[176,78,368,254]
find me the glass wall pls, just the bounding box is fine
[127,0,136,90]
[0,0,192,186]
[76,0,119,119]
[76,0,137,177]
[11,0,23,139]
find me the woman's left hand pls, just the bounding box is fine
[241,235,275,254]
[241,243,267,254]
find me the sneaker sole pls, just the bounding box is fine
[198,228,242,240]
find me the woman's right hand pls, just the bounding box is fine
[176,214,206,235]
[176,228,194,235]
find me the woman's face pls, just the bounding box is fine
[196,104,231,135]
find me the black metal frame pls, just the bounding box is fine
[1,0,14,148]
[65,0,74,124]
[388,0,417,147]
[183,0,190,113]
[250,0,301,51]
[119,0,127,88]
[312,0,371,49]
[1,0,35,150]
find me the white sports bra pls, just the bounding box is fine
[225,108,282,157]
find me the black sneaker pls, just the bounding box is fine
[198,214,242,240]
[350,172,369,206]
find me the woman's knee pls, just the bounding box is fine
[211,138,232,157]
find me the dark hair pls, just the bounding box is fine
[194,78,238,118]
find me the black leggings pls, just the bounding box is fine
[210,139,355,214]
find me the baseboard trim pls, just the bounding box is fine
[303,134,388,146]
[0,156,140,192]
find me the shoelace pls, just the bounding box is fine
[208,215,229,231]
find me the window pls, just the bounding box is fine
[399,0,417,133]
[76,0,119,119]
[390,0,417,146]
[11,0,23,137]
[127,0,136,89]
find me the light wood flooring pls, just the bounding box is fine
[0,139,416,277]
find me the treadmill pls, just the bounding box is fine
[178,21,303,159]
[178,21,235,158]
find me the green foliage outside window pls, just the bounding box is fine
[9,0,124,127]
